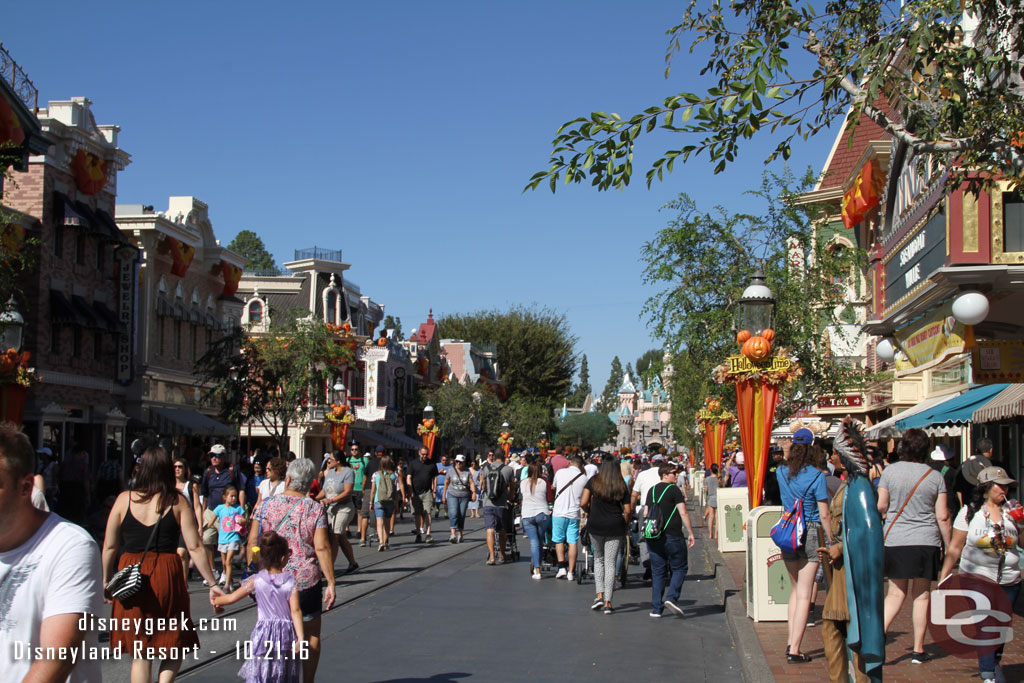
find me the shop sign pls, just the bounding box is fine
[817,395,864,409]
[725,354,791,374]
[893,299,966,368]
[884,208,946,310]
[971,340,1024,383]
[928,359,969,394]
[115,246,137,385]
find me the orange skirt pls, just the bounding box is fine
[110,551,200,653]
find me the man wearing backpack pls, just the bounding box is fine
[480,450,515,565]
[644,463,696,618]
[551,455,588,580]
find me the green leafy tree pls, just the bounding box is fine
[642,169,868,430]
[382,315,403,334]
[195,312,354,454]
[554,412,617,451]
[624,362,635,384]
[419,382,502,455]
[229,230,280,274]
[569,354,592,407]
[500,394,555,449]
[635,349,664,387]
[436,306,577,404]
[526,1,1024,193]
[597,356,624,413]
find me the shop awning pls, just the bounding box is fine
[151,407,236,437]
[92,300,125,333]
[895,384,1010,433]
[49,290,87,326]
[71,295,104,329]
[863,393,962,439]
[972,384,1024,424]
[350,428,422,451]
[388,431,424,450]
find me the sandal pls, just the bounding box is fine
[486,559,496,566]
[787,653,811,663]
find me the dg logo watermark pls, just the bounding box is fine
[929,573,1014,658]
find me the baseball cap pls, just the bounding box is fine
[36,446,53,456]
[455,454,466,462]
[930,444,954,462]
[792,428,814,445]
[735,451,745,465]
[209,444,226,455]
[374,446,386,454]
[962,454,994,485]
[977,466,1016,486]
[652,454,666,462]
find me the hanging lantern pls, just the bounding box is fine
[737,268,775,337]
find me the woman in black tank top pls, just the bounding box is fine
[101,447,222,683]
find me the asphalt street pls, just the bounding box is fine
[173,507,743,683]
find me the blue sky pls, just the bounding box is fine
[9,1,832,399]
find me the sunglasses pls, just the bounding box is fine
[173,465,185,468]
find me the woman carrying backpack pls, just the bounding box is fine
[776,429,835,663]
[370,457,401,551]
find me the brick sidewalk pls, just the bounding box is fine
[702,520,1024,682]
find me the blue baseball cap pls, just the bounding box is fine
[793,428,814,445]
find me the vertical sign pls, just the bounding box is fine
[116,245,137,385]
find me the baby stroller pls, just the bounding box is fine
[503,499,521,563]
[576,524,629,589]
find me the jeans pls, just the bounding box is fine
[592,533,622,603]
[648,534,688,614]
[978,581,1021,680]
[522,513,551,569]
[447,495,470,530]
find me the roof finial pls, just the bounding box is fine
[427,308,434,323]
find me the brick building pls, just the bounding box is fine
[5,97,136,464]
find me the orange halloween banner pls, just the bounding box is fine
[221,260,243,297]
[734,378,780,509]
[167,236,196,277]
[422,431,436,458]
[0,94,25,146]
[72,149,108,195]
[841,158,883,229]
[330,422,349,450]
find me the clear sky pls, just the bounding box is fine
[9,1,832,400]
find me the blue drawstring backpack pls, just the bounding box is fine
[769,472,822,554]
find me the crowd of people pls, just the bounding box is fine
[702,427,1019,683]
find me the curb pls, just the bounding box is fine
[691,499,775,683]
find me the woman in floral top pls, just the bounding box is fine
[248,457,335,683]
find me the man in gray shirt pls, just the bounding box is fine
[319,450,358,573]
[480,450,515,565]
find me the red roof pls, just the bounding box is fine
[410,308,436,344]
[819,96,893,191]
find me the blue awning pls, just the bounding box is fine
[895,384,1010,431]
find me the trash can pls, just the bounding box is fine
[717,486,748,553]
[691,469,705,508]
[746,506,790,621]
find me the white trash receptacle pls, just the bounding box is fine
[745,506,791,621]
[717,486,748,553]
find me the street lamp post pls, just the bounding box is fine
[418,404,437,459]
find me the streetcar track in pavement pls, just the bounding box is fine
[177,525,487,678]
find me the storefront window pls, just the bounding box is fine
[1004,191,1024,253]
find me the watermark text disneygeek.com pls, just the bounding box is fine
[79,613,236,636]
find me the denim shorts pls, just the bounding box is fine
[373,501,394,519]
[780,521,823,563]
[551,516,580,544]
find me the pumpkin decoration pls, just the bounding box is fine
[736,329,751,345]
[741,335,772,360]
[71,149,108,195]
[761,328,776,342]
[376,336,387,347]
[708,399,721,412]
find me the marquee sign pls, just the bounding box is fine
[883,207,946,312]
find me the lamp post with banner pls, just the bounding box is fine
[418,404,438,458]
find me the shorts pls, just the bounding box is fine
[884,544,941,581]
[483,506,506,531]
[352,491,363,512]
[552,516,580,544]
[202,526,218,546]
[327,503,356,534]
[780,521,823,563]
[411,491,434,517]
[373,501,394,519]
[360,489,373,518]
[217,541,241,553]
[297,580,324,621]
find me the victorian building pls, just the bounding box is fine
[5,95,135,465]
[115,197,244,444]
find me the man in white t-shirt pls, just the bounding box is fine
[583,454,599,480]
[551,456,588,580]
[0,423,103,682]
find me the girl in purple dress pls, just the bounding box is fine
[214,531,305,683]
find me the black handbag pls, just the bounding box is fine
[106,504,167,602]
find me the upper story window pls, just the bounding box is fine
[322,275,345,325]
[248,300,264,323]
[326,290,337,324]
[1004,191,1024,252]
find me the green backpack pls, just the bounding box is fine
[641,483,678,540]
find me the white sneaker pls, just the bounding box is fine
[565,572,574,581]
[531,572,542,580]
[218,573,227,586]
[555,568,567,579]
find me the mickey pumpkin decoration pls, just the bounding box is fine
[72,149,108,195]
[736,329,751,345]
[741,335,772,360]
[376,336,387,347]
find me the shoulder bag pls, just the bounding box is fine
[883,468,934,541]
[769,471,823,554]
[106,501,169,602]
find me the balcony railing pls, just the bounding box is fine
[294,247,342,262]
[0,43,38,112]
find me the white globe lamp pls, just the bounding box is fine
[876,338,896,363]
[951,291,989,326]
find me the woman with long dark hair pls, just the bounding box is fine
[519,460,551,579]
[173,457,202,579]
[776,430,834,662]
[102,447,222,683]
[877,428,951,664]
[939,467,1020,683]
[581,457,632,613]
